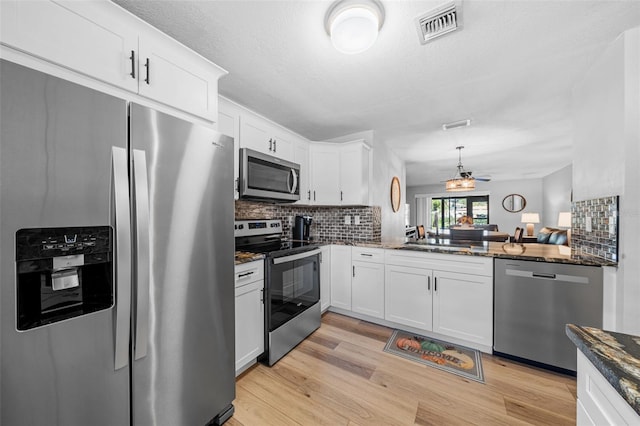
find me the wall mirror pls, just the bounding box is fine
[502,194,526,213]
[390,176,401,212]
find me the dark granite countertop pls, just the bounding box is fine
[395,240,615,267]
[566,324,640,416]
[234,239,615,267]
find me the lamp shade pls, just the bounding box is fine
[325,0,385,54]
[521,213,540,224]
[521,212,540,237]
[557,212,571,228]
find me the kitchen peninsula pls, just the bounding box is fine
[339,239,616,267]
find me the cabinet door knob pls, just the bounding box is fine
[129,50,136,79]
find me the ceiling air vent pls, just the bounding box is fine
[416,2,461,44]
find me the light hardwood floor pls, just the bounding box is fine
[228,312,577,426]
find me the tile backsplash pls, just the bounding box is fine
[571,195,618,262]
[235,200,381,243]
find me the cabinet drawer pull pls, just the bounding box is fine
[144,58,150,84]
[360,253,373,257]
[427,276,431,291]
[129,50,136,79]
[352,265,355,277]
[238,271,254,278]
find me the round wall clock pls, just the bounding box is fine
[390,176,401,212]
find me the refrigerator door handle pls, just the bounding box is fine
[112,147,132,370]
[132,149,150,360]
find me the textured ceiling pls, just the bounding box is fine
[113,0,640,186]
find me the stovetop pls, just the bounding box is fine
[234,219,319,259]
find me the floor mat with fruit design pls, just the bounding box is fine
[383,330,484,383]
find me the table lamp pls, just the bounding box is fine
[557,211,571,245]
[521,212,540,236]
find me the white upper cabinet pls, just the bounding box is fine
[294,139,311,204]
[0,1,226,122]
[339,141,371,205]
[239,115,294,161]
[136,26,224,121]
[217,97,241,200]
[309,143,341,205]
[1,1,137,92]
[309,140,371,206]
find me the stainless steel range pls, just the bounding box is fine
[235,219,321,366]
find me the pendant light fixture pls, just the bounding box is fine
[445,146,476,192]
[325,0,385,54]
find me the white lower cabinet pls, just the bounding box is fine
[326,247,494,351]
[576,350,639,425]
[330,245,352,310]
[384,250,493,349]
[431,270,493,346]
[351,248,385,319]
[385,264,433,330]
[234,260,264,376]
[320,245,331,312]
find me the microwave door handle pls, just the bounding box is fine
[290,168,298,194]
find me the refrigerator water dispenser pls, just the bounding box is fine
[15,226,113,331]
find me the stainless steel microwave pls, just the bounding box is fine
[239,148,300,203]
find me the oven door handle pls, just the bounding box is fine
[272,248,322,264]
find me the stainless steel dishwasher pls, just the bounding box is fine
[494,258,602,372]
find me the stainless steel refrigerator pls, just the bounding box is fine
[0,59,235,425]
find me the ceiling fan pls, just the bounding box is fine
[444,146,491,192]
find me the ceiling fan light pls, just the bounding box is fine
[326,0,385,54]
[445,146,476,192]
[445,177,475,192]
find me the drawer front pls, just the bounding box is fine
[235,259,264,287]
[384,249,492,276]
[351,247,384,263]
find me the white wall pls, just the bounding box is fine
[542,164,572,227]
[406,178,544,235]
[324,130,406,243]
[572,26,640,334]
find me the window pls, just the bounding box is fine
[431,195,489,229]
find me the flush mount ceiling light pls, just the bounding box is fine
[325,0,385,54]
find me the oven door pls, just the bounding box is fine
[267,249,320,331]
